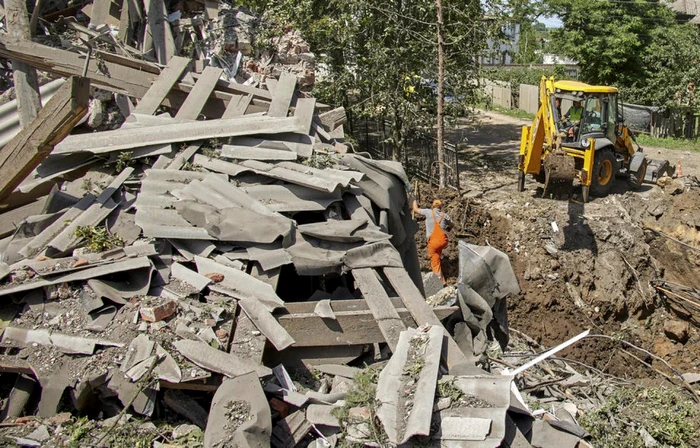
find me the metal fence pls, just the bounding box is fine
[351,117,461,192]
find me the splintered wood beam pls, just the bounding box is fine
[5,0,41,127]
[0,77,89,202]
[133,56,190,115]
[353,268,406,352]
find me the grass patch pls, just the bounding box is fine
[636,134,699,152]
[490,105,536,121]
[436,377,463,402]
[477,102,535,121]
[303,153,336,169]
[332,367,388,446]
[74,225,125,252]
[579,386,699,448]
[115,151,134,172]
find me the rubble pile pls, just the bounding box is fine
[0,0,695,445]
[0,1,598,446]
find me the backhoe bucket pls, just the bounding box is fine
[644,159,675,184]
[542,149,576,198]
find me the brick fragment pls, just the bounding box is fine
[140,300,177,322]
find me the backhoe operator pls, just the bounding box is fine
[565,100,583,122]
[412,198,452,285]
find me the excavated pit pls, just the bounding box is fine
[414,180,700,377]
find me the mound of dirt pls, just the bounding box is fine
[414,180,700,376]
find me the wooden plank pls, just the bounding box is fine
[0,77,89,202]
[175,66,224,120]
[134,56,190,115]
[352,268,405,352]
[277,305,457,347]
[144,0,175,64]
[319,107,347,130]
[222,94,252,118]
[190,72,273,101]
[54,115,305,155]
[5,0,40,128]
[0,36,273,107]
[267,72,297,118]
[384,267,471,370]
[294,97,316,135]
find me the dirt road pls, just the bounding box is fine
[454,110,699,194]
[415,110,700,377]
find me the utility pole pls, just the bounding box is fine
[436,0,446,189]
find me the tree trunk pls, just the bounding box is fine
[392,111,403,162]
[6,0,41,128]
[436,0,446,188]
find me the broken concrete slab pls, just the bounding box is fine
[313,299,336,320]
[238,295,295,351]
[306,404,340,428]
[376,325,443,444]
[195,255,285,312]
[173,339,272,378]
[1,327,123,355]
[204,372,272,448]
[54,115,307,155]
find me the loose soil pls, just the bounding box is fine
[414,110,700,379]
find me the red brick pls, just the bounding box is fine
[140,300,177,322]
[205,273,224,283]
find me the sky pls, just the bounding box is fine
[538,15,563,28]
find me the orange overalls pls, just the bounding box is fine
[428,209,448,282]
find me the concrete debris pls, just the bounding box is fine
[173,339,272,378]
[376,325,443,444]
[204,372,272,448]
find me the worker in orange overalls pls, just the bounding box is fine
[412,198,452,285]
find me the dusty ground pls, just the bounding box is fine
[414,110,700,378]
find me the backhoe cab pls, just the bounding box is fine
[517,76,663,202]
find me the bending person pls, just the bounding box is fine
[412,198,452,285]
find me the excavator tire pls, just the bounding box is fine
[590,148,617,197]
[628,157,648,190]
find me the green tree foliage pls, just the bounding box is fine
[246,0,491,160]
[549,0,699,107]
[550,0,676,87]
[629,23,700,109]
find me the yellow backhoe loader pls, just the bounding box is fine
[517,76,672,202]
